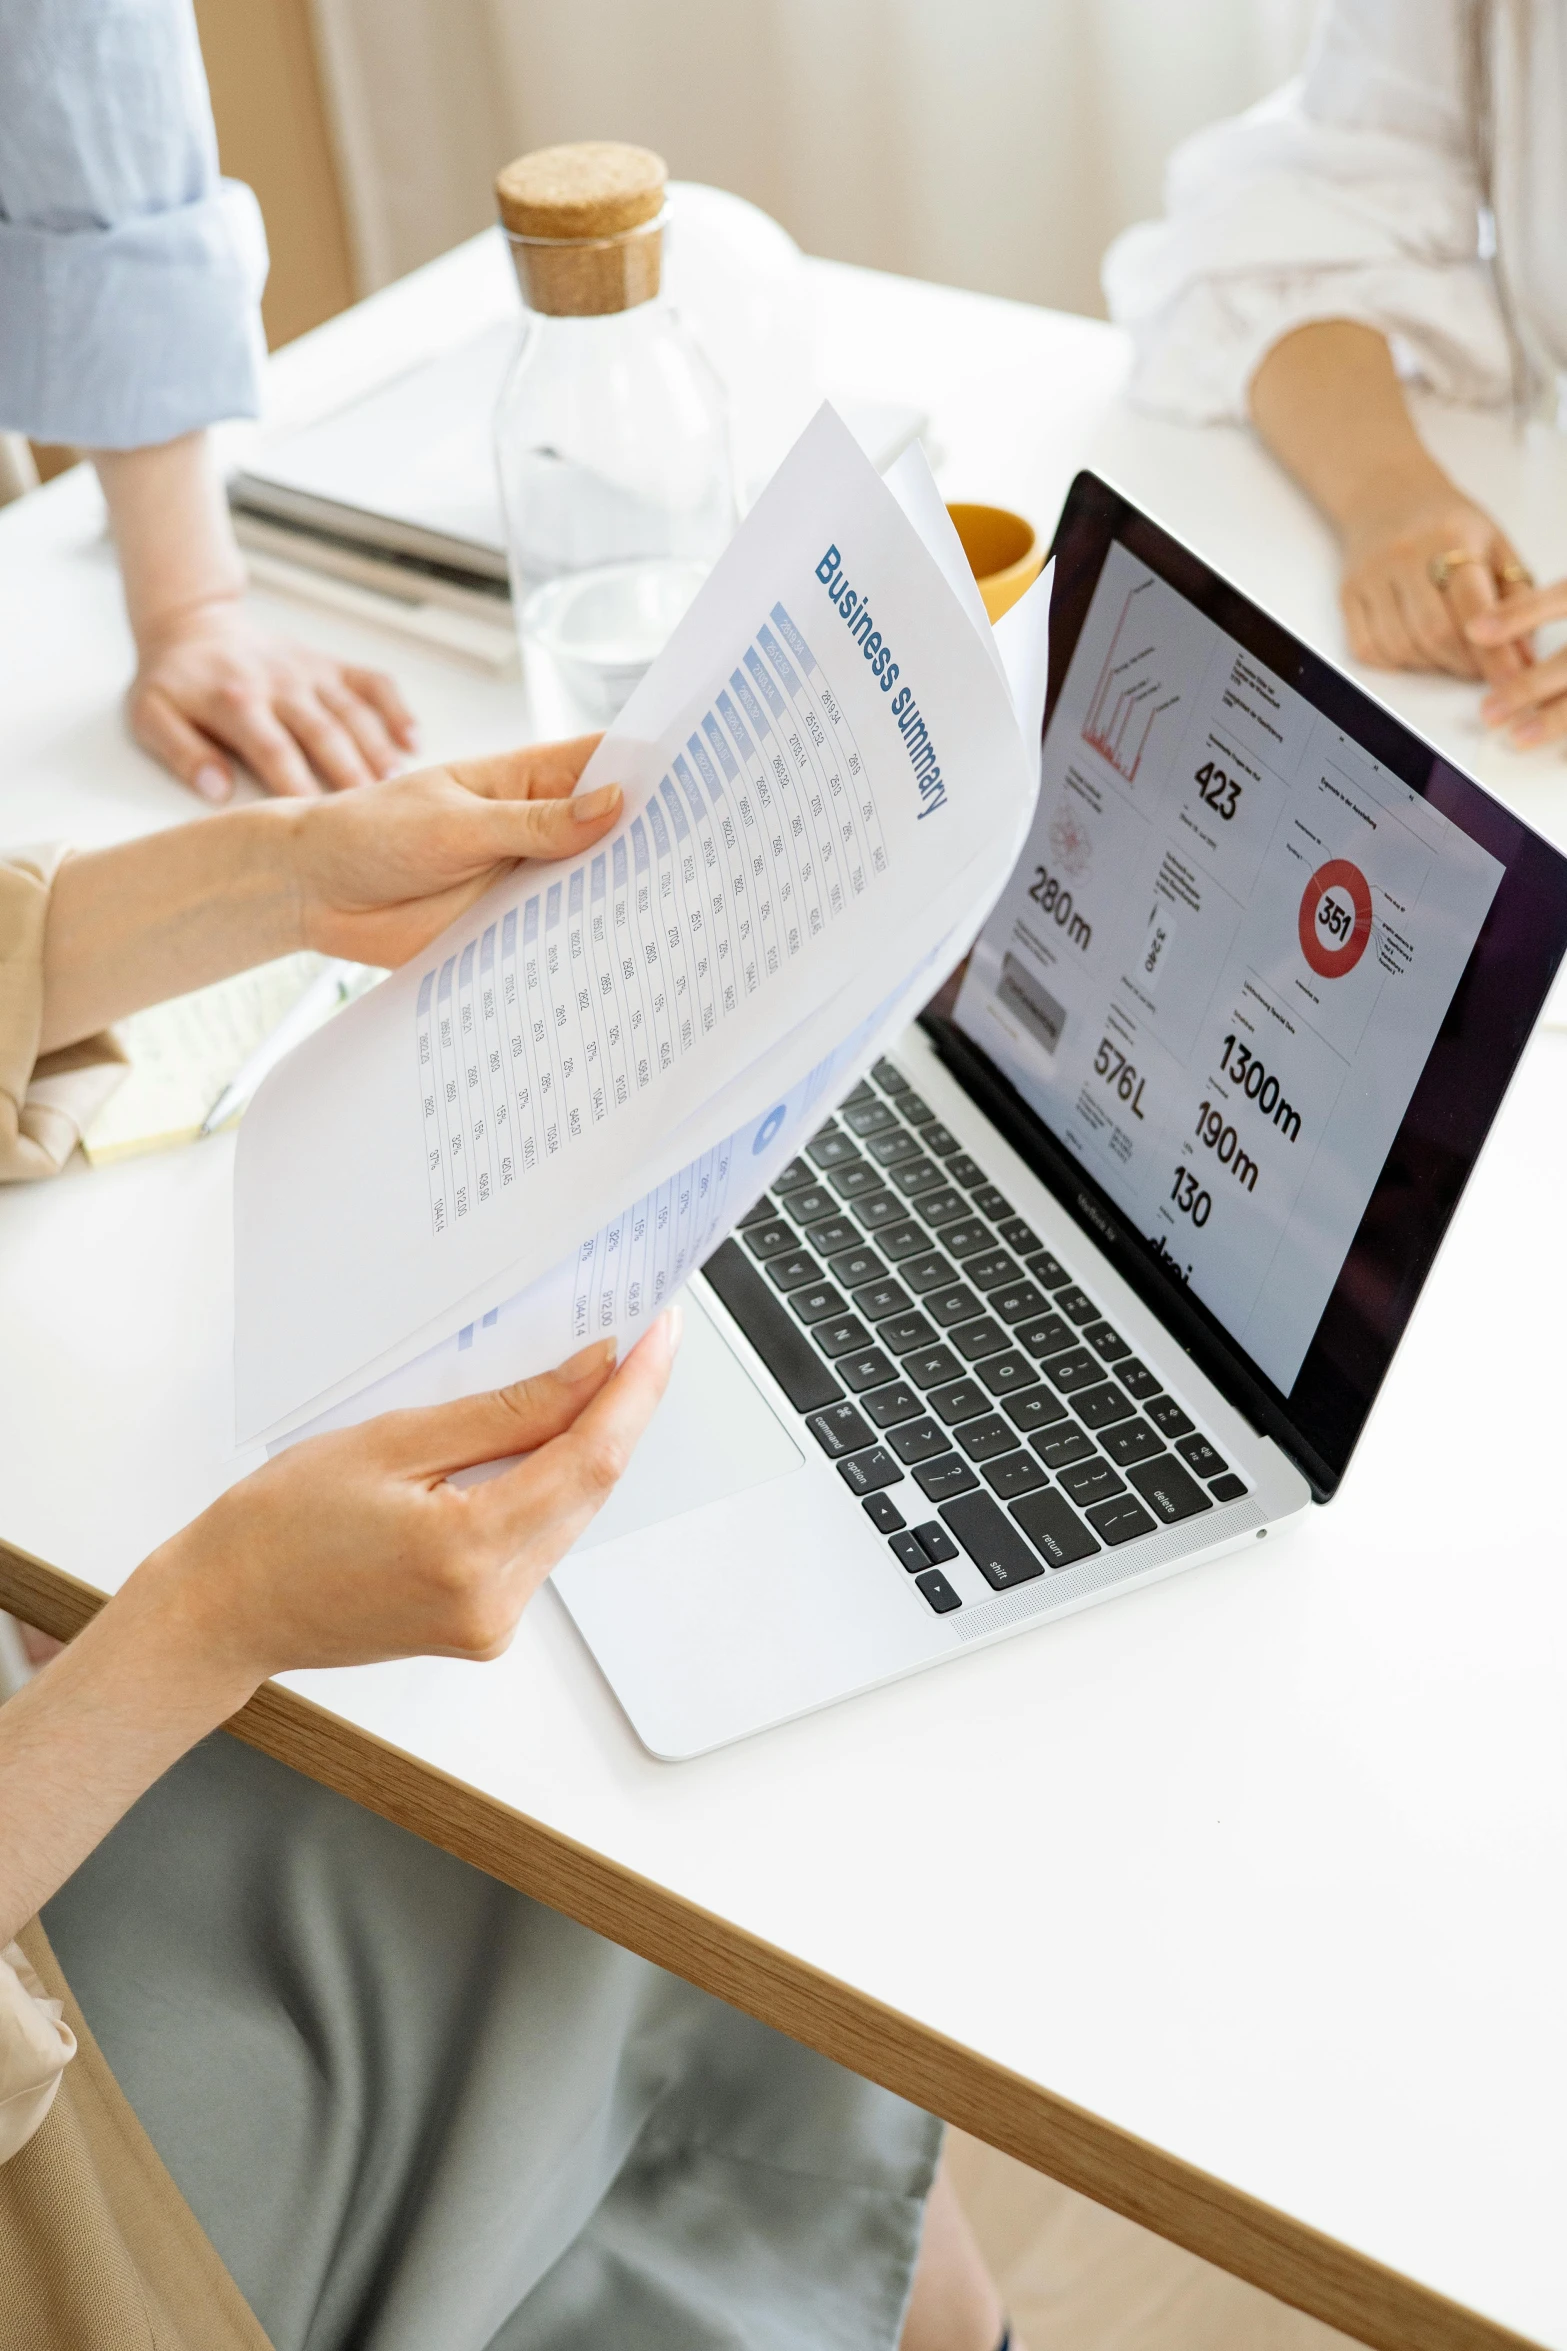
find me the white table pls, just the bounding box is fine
[3,242,1564,2351]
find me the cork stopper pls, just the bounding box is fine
[495,142,667,316]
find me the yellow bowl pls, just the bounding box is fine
[945,501,1042,623]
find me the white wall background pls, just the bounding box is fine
[311,0,1321,317]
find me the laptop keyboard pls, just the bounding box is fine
[702,1058,1250,1618]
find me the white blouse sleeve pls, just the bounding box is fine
[0,1938,76,2164]
[1102,0,1513,422]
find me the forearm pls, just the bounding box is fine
[41,802,304,1051]
[91,431,246,654]
[1248,321,1456,538]
[0,1557,256,1948]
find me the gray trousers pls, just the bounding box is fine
[44,1734,940,2351]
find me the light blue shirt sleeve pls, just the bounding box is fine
[0,0,269,447]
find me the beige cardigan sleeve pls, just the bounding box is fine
[0,848,127,1180]
[0,1940,76,2164]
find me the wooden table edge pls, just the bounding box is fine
[1,1539,1542,2351]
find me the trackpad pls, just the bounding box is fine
[570,1291,803,1554]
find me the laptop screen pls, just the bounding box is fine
[930,472,1567,1497]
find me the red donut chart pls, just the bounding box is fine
[1298,858,1373,979]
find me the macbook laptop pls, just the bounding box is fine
[551,470,1567,1759]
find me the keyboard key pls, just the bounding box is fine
[888,1417,951,1466]
[814,1316,872,1359]
[979,1352,1039,1398]
[1209,1472,1248,1504]
[912,1519,960,1564]
[853,1278,914,1323]
[805,1402,874,1458]
[992,1282,1049,1326]
[773,1156,814,1193]
[1100,1419,1166,1467]
[1011,1489,1100,1570]
[744,1219,798,1261]
[806,1215,860,1257]
[889,1155,944,1197]
[951,1317,1010,1361]
[841,1078,876,1109]
[914,1453,980,1501]
[827,1244,886,1290]
[915,1187,971,1227]
[970,1184,1013,1221]
[1117,1358,1162,1401]
[922,1122,962,1157]
[903,1251,959,1293]
[862,1491,906,1533]
[1075,1382,1135,1430]
[924,1284,983,1328]
[838,1448,905,1496]
[1058,1458,1126,1509]
[900,1092,938,1125]
[881,1311,939,1354]
[996,1216,1041,1254]
[878,1221,933,1263]
[1025,1251,1071,1289]
[808,1125,861,1169]
[831,1163,887,1201]
[738,1194,777,1228]
[1081,1320,1132,1362]
[837,1348,897,1392]
[842,1099,897,1137]
[854,1189,905,1229]
[942,1492,1044,1590]
[964,1250,1021,1293]
[867,1128,924,1167]
[956,1414,1019,1464]
[791,1284,848,1325]
[904,1344,963,1390]
[938,1219,994,1261]
[787,1185,838,1225]
[864,1381,923,1429]
[1005,1387,1068,1433]
[915,1568,962,1614]
[1177,1434,1229,1479]
[1015,1314,1076,1359]
[1041,1347,1108,1395]
[928,1379,991,1426]
[872,1057,909,1093]
[890,1531,929,1572]
[985,1451,1049,1500]
[1086,1495,1156,1546]
[1147,1396,1196,1438]
[946,1153,988,1188]
[1127,1458,1213,1523]
[766,1249,821,1292]
[1033,1422,1097,1470]
[1056,1286,1099,1323]
[702,1240,843,1412]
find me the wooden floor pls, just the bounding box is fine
[947,2130,1363,2351]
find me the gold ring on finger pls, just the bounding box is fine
[1497,560,1535,588]
[1429,548,1486,591]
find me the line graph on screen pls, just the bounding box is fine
[1082,579,1182,783]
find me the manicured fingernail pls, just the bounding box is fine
[665,1302,684,1351]
[561,1338,618,1381]
[1511,721,1545,746]
[193,762,232,803]
[569,784,621,821]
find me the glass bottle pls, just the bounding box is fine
[493,142,735,718]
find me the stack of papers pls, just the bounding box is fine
[234,407,1051,1450]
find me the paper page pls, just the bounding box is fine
[82,954,329,1164]
[235,406,1038,1440]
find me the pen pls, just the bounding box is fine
[198,961,362,1138]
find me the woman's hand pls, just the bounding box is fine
[129,596,419,801]
[1464,580,1567,749]
[1339,490,1533,684]
[290,736,621,967]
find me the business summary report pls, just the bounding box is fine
[234,408,1050,1442]
[957,539,1503,1393]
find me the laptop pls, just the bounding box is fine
[551,470,1567,1760]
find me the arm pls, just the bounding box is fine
[0,1316,678,1953]
[1249,320,1531,683]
